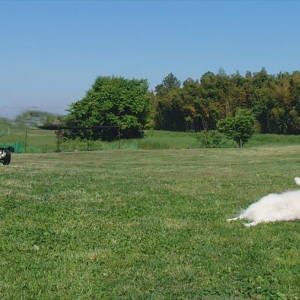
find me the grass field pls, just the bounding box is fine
[1,144,300,299]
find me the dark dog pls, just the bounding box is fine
[0,147,15,165]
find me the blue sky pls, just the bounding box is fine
[1,0,300,118]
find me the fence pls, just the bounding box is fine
[0,142,23,153]
[0,126,121,153]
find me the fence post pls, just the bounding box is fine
[24,129,28,153]
[118,126,121,149]
[56,125,61,152]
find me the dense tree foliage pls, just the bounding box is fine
[64,76,150,140]
[151,69,300,134]
[2,69,300,141]
[217,109,255,147]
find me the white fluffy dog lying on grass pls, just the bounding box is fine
[227,177,300,227]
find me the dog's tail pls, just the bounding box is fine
[295,177,300,186]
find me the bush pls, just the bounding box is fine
[196,130,222,148]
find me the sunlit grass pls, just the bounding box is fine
[1,146,300,298]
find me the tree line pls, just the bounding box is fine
[3,68,300,142]
[150,69,300,135]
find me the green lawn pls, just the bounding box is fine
[1,146,300,299]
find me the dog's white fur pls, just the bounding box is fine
[227,177,300,227]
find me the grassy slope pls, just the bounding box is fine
[1,146,300,299]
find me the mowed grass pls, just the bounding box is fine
[1,146,300,299]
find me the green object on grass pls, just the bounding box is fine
[0,142,23,153]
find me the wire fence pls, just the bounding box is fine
[0,125,121,153]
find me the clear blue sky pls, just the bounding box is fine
[1,0,299,118]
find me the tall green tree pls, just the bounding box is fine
[181,78,201,131]
[154,73,187,131]
[64,76,150,140]
[155,73,181,97]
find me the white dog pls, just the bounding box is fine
[227,177,300,227]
